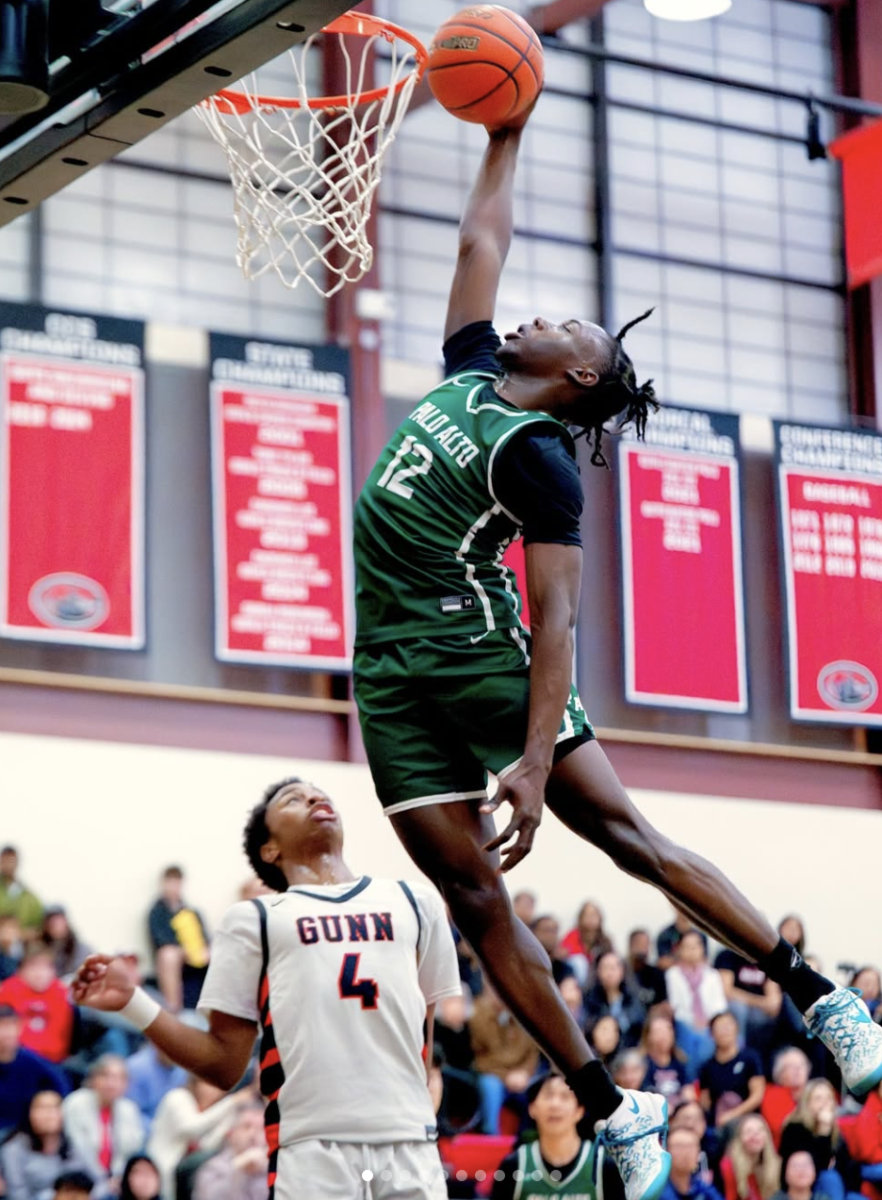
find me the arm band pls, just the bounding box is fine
[118,987,162,1031]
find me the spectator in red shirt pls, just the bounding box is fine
[721,1114,782,1200]
[761,1048,812,1149]
[0,944,74,1064]
[560,901,614,988]
[837,1081,882,1200]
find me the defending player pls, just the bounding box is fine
[351,107,882,1200]
[70,779,460,1200]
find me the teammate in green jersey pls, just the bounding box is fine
[352,105,882,1200]
[491,1074,618,1200]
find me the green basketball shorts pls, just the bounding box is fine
[353,627,595,815]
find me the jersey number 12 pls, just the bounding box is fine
[376,434,433,499]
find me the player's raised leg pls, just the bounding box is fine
[391,798,672,1200]
[545,741,882,1096]
[390,799,589,1071]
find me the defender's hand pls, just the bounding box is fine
[481,761,547,871]
[70,953,138,1012]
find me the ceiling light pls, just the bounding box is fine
[644,0,732,21]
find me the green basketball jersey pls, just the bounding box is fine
[513,1140,599,1199]
[353,370,576,645]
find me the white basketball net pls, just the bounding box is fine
[196,17,424,297]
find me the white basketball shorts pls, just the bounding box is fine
[273,1139,447,1200]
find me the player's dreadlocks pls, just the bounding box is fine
[574,307,659,468]
[242,777,304,892]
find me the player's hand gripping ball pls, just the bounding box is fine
[427,5,544,128]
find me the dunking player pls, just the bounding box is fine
[70,779,460,1200]
[351,106,882,1200]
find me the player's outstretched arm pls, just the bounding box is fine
[71,954,257,1091]
[444,108,534,342]
[483,542,581,870]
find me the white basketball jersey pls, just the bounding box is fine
[197,876,460,1148]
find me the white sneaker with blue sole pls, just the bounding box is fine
[594,1089,670,1200]
[805,987,882,1095]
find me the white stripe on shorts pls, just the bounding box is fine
[496,725,584,781]
[383,788,487,818]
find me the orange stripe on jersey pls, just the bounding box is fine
[265,1123,280,1153]
[261,1047,281,1070]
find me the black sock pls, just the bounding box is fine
[759,937,835,1014]
[567,1059,621,1127]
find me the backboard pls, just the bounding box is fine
[0,0,353,226]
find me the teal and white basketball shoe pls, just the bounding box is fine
[595,1090,671,1200]
[805,987,882,1095]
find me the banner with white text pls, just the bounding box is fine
[775,422,882,726]
[618,406,748,712]
[0,304,145,648]
[210,333,352,670]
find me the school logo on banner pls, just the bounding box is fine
[816,661,878,712]
[28,572,110,630]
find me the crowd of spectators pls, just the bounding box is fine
[2,843,882,1200]
[436,889,882,1200]
[0,848,264,1200]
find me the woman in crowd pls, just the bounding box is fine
[119,1154,163,1200]
[558,974,586,1026]
[38,909,91,984]
[584,951,647,1048]
[560,901,614,988]
[0,1091,92,1200]
[667,930,729,1074]
[640,1009,696,1108]
[780,1078,859,1200]
[771,1151,820,1200]
[586,1013,622,1070]
[777,919,806,958]
[721,1114,782,1200]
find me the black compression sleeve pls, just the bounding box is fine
[493,430,583,546]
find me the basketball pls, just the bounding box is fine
[426,5,544,128]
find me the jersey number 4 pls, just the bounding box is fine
[376,434,433,499]
[338,953,379,1009]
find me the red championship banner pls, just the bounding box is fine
[210,334,352,670]
[0,305,145,648]
[502,538,530,629]
[829,121,882,290]
[775,422,882,726]
[618,408,747,712]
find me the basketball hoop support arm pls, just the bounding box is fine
[0,0,354,221]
